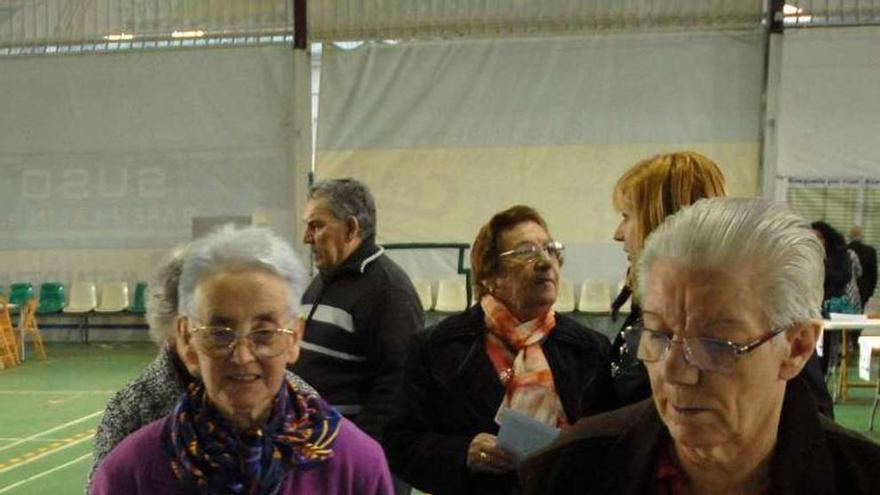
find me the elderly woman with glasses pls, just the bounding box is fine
[383,205,614,495]
[88,245,320,491]
[90,226,393,495]
[521,198,880,495]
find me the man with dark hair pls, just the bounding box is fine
[293,177,424,442]
[849,226,878,307]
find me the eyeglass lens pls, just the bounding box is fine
[626,328,736,371]
[196,327,288,358]
[523,242,563,259]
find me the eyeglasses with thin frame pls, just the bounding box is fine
[189,324,296,359]
[622,323,788,373]
[498,240,565,263]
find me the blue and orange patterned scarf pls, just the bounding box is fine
[163,379,341,494]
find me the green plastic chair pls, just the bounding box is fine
[128,281,148,314]
[8,283,34,306]
[37,282,65,314]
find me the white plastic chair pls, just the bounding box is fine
[554,279,576,313]
[64,282,97,313]
[96,282,130,313]
[577,279,611,314]
[413,279,434,311]
[434,278,468,312]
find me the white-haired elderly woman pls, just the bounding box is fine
[88,245,320,491]
[91,226,393,495]
[522,198,880,495]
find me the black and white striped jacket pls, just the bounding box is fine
[292,238,424,441]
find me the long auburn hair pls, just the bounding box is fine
[613,151,727,291]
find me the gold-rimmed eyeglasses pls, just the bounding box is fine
[189,325,296,359]
[498,240,565,263]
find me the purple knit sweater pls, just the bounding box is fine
[90,416,393,495]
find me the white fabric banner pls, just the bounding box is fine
[777,26,880,178]
[0,46,299,250]
[0,46,304,286]
[788,177,865,188]
[317,32,763,251]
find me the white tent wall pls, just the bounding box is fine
[770,26,880,253]
[0,45,305,289]
[315,31,763,285]
[776,26,880,180]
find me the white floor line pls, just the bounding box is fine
[0,453,91,494]
[0,435,92,474]
[0,438,61,443]
[0,390,114,395]
[0,411,102,453]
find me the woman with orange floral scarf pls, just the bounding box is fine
[383,205,614,495]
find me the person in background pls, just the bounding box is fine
[88,247,193,489]
[383,205,614,495]
[88,245,316,491]
[813,221,863,373]
[90,225,392,495]
[848,225,877,308]
[812,221,861,316]
[294,178,423,441]
[610,151,832,418]
[522,198,880,495]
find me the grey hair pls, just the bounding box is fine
[146,245,187,343]
[638,197,824,329]
[178,225,308,318]
[308,178,377,239]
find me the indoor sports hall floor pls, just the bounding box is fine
[1,341,878,495]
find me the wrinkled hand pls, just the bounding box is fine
[466,433,516,474]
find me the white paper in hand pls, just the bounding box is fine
[495,407,560,464]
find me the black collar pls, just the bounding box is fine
[769,376,836,494]
[607,377,835,495]
[320,237,383,282]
